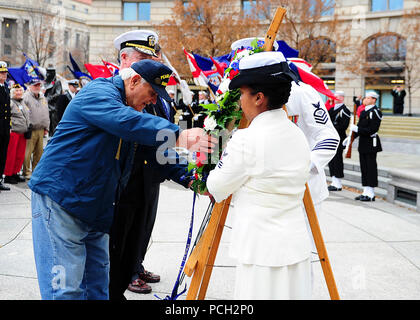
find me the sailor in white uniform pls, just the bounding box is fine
[230,37,339,260]
[207,52,313,300]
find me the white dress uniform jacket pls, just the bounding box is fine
[286,82,340,204]
[206,108,312,267]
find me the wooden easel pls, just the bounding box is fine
[184,7,340,300]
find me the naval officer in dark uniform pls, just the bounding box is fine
[328,91,351,191]
[109,30,194,299]
[0,61,11,191]
[347,91,382,201]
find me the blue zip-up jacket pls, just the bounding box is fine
[28,76,180,233]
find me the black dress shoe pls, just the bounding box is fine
[12,174,26,183]
[0,182,11,191]
[328,185,342,191]
[360,195,375,202]
[4,176,18,184]
[355,195,362,200]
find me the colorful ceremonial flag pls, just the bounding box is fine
[7,53,44,86]
[288,59,335,99]
[22,53,44,80]
[183,48,209,88]
[210,56,226,77]
[162,52,194,105]
[102,60,119,76]
[68,53,92,80]
[84,63,112,79]
[192,53,232,73]
[276,40,299,59]
[7,68,33,86]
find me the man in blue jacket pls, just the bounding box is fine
[29,59,216,300]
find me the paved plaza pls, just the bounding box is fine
[1,151,420,300]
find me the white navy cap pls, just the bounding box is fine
[0,61,8,72]
[239,51,287,69]
[231,37,279,51]
[68,79,79,86]
[229,52,298,90]
[334,91,345,97]
[114,30,158,57]
[365,91,379,99]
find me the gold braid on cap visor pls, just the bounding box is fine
[124,42,156,55]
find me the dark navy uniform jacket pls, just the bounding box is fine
[355,105,382,154]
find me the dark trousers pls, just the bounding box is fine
[131,185,159,280]
[0,131,10,176]
[109,167,160,300]
[359,152,378,187]
[393,104,404,114]
[328,147,344,178]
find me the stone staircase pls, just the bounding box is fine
[377,115,420,140]
[325,163,390,200]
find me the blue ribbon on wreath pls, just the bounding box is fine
[155,191,197,300]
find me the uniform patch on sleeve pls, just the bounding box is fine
[312,102,328,124]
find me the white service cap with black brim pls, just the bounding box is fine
[114,30,158,57]
[365,91,379,99]
[229,52,299,90]
[231,37,280,51]
[68,79,79,86]
[130,59,173,102]
[0,61,8,72]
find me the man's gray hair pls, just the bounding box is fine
[118,47,151,61]
[119,67,148,84]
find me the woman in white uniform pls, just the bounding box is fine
[206,52,313,300]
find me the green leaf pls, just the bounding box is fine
[202,103,219,111]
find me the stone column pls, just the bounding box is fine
[16,18,24,61]
[0,18,4,50]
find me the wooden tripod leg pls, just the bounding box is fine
[303,183,340,300]
[186,197,232,299]
[197,197,232,299]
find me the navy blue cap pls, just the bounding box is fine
[130,60,172,102]
[28,78,42,86]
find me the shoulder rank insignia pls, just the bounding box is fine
[312,102,328,125]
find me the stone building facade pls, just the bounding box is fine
[1,0,419,113]
[0,0,91,75]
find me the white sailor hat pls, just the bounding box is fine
[231,37,279,51]
[334,91,345,97]
[229,51,298,90]
[113,29,158,57]
[0,61,8,72]
[365,91,379,99]
[68,79,79,86]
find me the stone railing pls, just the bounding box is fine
[387,169,420,212]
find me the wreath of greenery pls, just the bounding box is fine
[184,38,265,194]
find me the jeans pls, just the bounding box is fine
[31,191,110,300]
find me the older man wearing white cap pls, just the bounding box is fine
[327,91,351,191]
[346,91,382,201]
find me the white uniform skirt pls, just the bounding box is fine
[234,258,312,300]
